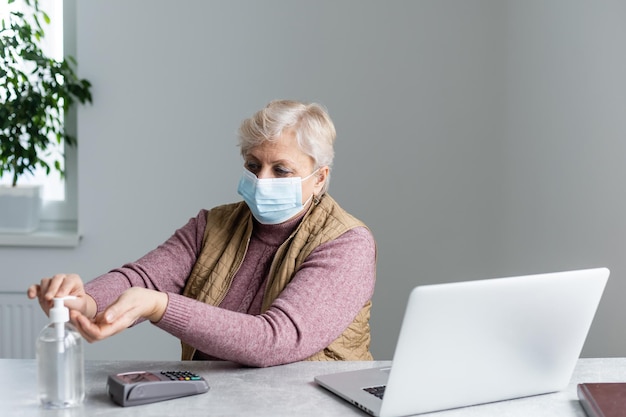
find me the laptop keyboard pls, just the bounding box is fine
[363,385,386,399]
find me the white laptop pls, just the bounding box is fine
[315,267,609,417]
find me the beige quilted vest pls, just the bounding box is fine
[181,194,374,362]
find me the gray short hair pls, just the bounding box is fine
[238,100,336,195]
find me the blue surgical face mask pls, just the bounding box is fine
[237,168,318,224]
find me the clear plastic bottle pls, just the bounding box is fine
[36,296,85,408]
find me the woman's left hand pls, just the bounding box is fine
[70,287,168,343]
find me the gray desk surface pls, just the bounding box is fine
[1,357,625,417]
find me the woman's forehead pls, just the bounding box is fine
[246,132,312,165]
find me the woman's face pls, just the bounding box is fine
[243,129,328,204]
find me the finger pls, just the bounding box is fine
[26,284,40,299]
[26,284,52,316]
[37,278,52,301]
[101,302,142,325]
[45,273,79,299]
[74,311,130,342]
[71,313,99,343]
[71,311,102,342]
[33,279,55,312]
[41,274,67,301]
[101,288,145,324]
[56,273,83,298]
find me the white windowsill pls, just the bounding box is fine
[0,220,81,248]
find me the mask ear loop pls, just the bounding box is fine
[303,168,320,206]
[311,166,328,205]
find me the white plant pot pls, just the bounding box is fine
[0,185,42,233]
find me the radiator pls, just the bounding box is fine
[0,293,48,359]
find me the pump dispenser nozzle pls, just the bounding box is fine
[49,297,76,353]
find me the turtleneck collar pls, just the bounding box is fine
[251,203,310,246]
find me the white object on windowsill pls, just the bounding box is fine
[0,184,42,233]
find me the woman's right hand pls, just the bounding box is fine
[26,273,97,319]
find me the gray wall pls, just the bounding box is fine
[1,0,625,360]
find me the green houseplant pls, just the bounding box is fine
[0,0,92,232]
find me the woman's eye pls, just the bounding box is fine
[245,162,260,172]
[274,167,292,176]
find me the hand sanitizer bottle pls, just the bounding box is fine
[36,296,85,408]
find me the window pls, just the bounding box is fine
[0,0,79,246]
[1,0,65,195]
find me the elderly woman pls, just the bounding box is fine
[27,100,377,367]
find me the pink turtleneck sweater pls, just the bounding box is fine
[84,207,377,367]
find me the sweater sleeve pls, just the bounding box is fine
[155,226,377,367]
[84,210,207,313]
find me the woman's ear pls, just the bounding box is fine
[314,166,330,193]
